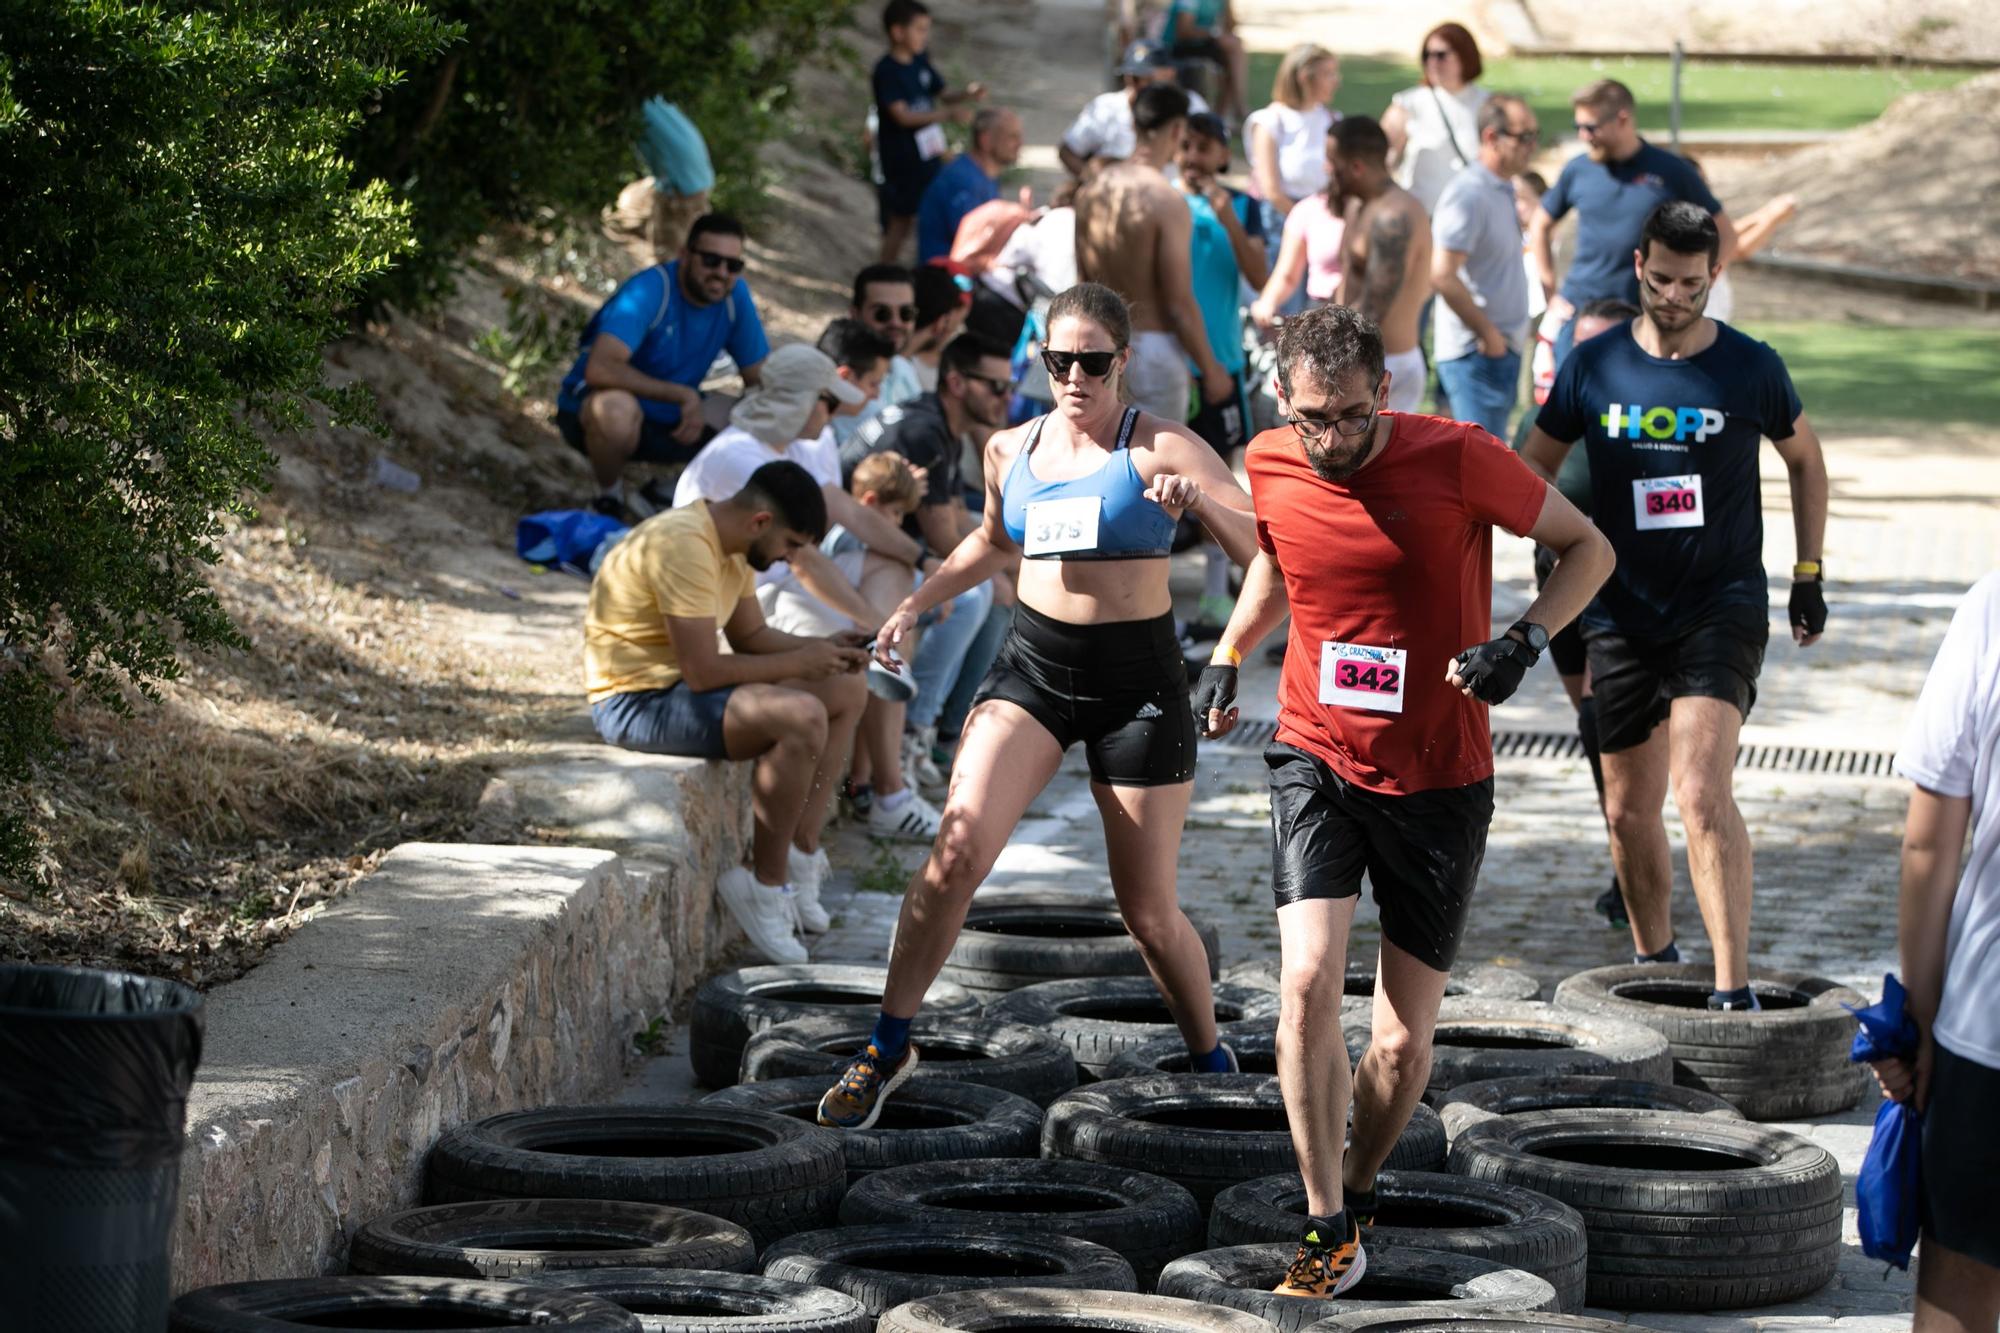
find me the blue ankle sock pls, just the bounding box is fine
[1635,939,1681,964]
[870,1012,913,1060]
[1190,1043,1232,1073]
[1710,985,1760,1010]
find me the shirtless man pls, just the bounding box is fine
[1330,117,1432,413]
[1075,83,1231,424]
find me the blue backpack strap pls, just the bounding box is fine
[646,264,674,336]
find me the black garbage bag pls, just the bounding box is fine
[0,964,205,1332]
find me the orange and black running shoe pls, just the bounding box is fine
[1272,1210,1366,1297]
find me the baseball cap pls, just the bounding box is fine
[1185,111,1230,144]
[1116,41,1175,77]
[730,343,864,445]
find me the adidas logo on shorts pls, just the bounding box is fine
[1135,702,1163,720]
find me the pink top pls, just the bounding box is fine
[1283,193,1345,302]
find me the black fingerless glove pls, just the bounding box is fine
[1789,578,1827,636]
[1453,637,1535,706]
[1190,663,1238,727]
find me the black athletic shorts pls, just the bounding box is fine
[556,404,715,467]
[1265,742,1494,971]
[1188,375,1249,457]
[1921,1041,2000,1270]
[1583,601,1768,754]
[973,603,1196,786]
[1533,543,1587,678]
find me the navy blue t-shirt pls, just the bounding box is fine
[1542,142,1722,306]
[1536,320,1802,635]
[874,52,947,185]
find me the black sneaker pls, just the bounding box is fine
[1595,880,1628,928]
[590,493,637,524]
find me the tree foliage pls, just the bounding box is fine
[345,0,858,306]
[0,1,453,875]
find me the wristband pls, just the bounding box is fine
[1211,644,1242,667]
[1793,561,1822,579]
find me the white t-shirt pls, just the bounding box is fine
[1390,83,1490,212]
[1245,102,1332,201]
[1062,88,1211,164]
[988,206,1080,305]
[673,424,844,588]
[1894,571,2000,1068]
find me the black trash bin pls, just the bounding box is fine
[0,964,205,1332]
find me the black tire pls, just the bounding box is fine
[1301,1310,1633,1332]
[1157,1244,1557,1332]
[170,1276,640,1332]
[1436,1075,1743,1141]
[1221,961,1539,1003]
[1550,963,1868,1120]
[1446,1109,1843,1310]
[1347,1000,1671,1097]
[987,978,1282,1076]
[1041,1074,1445,1206]
[691,965,982,1089]
[762,1224,1137,1315]
[525,1269,870,1333]
[934,890,1222,996]
[348,1198,755,1278]
[424,1107,845,1250]
[1101,1024,1368,1081]
[740,1013,1079,1107]
[838,1157,1204,1288]
[877,1288,1279,1333]
[1205,1172,1587,1314]
[702,1076,1042,1183]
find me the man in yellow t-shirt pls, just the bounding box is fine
[587,460,870,963]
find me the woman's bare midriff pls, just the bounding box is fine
[1017,558,1173,627]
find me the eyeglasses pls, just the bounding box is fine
[961,372,1013,396]
[1496,127,1542,146]
[1422,48,1454,62]
[869,303,918,324]
[1574,114,1621,138]
[690,249,746,274]
[1041,348,1119,379]
[1288,405,1376,441]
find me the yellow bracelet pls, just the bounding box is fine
[1793,560,1822,578]
[1212,644,1242,667]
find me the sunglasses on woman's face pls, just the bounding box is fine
[1041,348,1119,379]
[1422,48,1453,62]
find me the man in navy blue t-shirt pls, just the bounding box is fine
[916,107,1023,264]
[1529,79,1736,366]
[557,212,770,520]
[1523,202,1828,1013]
[873,0,986,264]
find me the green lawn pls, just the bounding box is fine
[1746,321,2000,432]
[1246,53,1972,137]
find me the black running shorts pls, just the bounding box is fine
[1264,742,1494,971]
[972,603,1197,787]
[1583,602,1768,754]
[1921,1041,2000,1270]
[1533,543,1587,678]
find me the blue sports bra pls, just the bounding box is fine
[1001,408,1177,561]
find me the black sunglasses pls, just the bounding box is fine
[1496,127,1541,145]
[870,303,918,323]
[1422,48,1453,62]
[690,249,746,274]
[1041,348,1119,379]
[962,371,1012,396]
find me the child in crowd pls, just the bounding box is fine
[873,0,987,263]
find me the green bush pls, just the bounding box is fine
[0,1,452,877]
[347,0,859,306]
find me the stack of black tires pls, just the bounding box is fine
[166,893,1868,1331]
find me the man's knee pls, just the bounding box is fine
[929,808,990,896]
[1278,962,1341,1027]
[581,391,643,448]
[1674,778,1738,837]
[1122,904,1183,960]
[738,688,829,753]
[1362,1022,1432,1086]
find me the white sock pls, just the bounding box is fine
[878,788,913,813]
[600,480,624,501]
[1203,543,1229,601]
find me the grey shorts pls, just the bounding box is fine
[592,684,735,759]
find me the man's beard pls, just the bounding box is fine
[1640,283,1707,332]
[1304,429,1374,482]
[745,545,776,572]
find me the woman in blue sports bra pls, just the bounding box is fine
[817,282,1261,1130]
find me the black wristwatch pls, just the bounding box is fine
[1509,620,1550,662]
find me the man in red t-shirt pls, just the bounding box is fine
[1191,304,1613,1298]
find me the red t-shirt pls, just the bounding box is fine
[1247,413,1548,795]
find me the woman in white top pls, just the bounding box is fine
[1380,22,1490,213]
[1244,44,1338,319]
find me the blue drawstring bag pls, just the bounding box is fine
[637,98,715,196]
[1846,973,1923,1270]
[517,509,629,576]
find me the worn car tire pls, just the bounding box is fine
[933,890,1222,996]
[424,1107,844,1249]
[1446,1109,1842,1310]
[763,1225,1137,1315]
[740,1013,1078,1107]
[1042,1074,1445,1205]
[1346,999,1671,1098]
[1300,1310,1634,1332]
[1436,1075,1742,1141]
[1223,961,1539,1004]
[702,1076,1042,1182]
[1101,1024,1367,1081]
[525,1269,870,1333]
[1550,963,1867,1119]
[1158,1244,1557,1332]
[1205,1172,1588,1313]
[878,1288,1279,1333]
[838,1157,1204,1287]
[170,1276,640,1332]
[348,1198,754,1278]
[987,978,1283,1076]
[691,965,982,1089]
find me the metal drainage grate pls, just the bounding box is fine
[1207,722,1895,776]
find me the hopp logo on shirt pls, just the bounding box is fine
[1599,403,1726,444]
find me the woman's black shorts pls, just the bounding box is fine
[972,603,1196,787]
